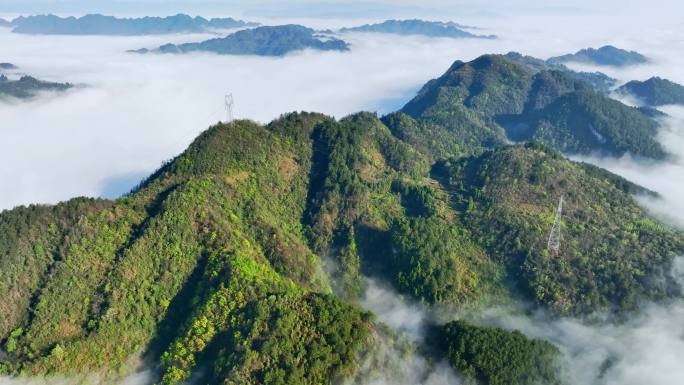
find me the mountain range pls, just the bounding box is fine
[396,53,665,160]
[548,45,649,67]
[3,13,258,35]
[617,76,684,106]
[134,25,350,56]
[339,19,496,39]
[0,52,682,384]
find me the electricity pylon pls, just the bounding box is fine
[547,195,563,256]
[225,93,234,123]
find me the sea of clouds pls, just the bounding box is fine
[1,3,682,211]
[2,1,684,384]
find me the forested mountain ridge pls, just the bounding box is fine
[7,14,257,35]
[397,53,667,159]
[547,45,649,67]
[433,143,682,314]
[134,25,349,56]
[339,19,496,39]
[617,76,684,106]
[0,103,682,384]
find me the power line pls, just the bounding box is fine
[547,195,563,256]
[224,93,234,123]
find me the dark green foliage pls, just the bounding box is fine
[9,13,257,35]
[523,70,590,112]
[618,76,684,106]
[502,52,617,92]
[400,53,663,159]
[391,179,437,217]
[435,143,684,314]
[522,91,665,158]
[403,55,532,118]
[382,112,483,160]
[580,162,656,196]
[303,112,428,298]
[339,19,495,39]
[0,75,72,99]
[547,45,648,67]
[212,293,371,385]
[566,70,616,93]
[437,320,560,385]
[384,216,489,304]
[136,25,349,56]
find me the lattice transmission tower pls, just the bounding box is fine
[547,195,563,256]
[225,93,234,123]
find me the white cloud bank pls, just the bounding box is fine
[356,278,462,385]
[0,28,509,211]
[1,3,683,211]
[466,257,684,385]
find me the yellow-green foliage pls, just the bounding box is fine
[0,109,681,384]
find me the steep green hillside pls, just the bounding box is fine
[339,19,495,39]
[0,110,681,383]
[618,76,684,106]
[503,51,617,92]
[502,90,665,158]
[547,45,648,67]
[435,320,561,385]
[398,54,666,159]
[433,142,683,314]
[0,115,370,383]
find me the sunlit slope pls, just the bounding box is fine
[395,54,667,159]
[0,111,681,382]
[433,142,683,314]
[0,114,370,383]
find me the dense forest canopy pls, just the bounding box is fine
[618,76,684,106]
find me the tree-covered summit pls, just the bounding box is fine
[134,25,350,56]
[397,53,667,159]
[547,45,649,67]
[340,19,495,39]
[618,76,684,106]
